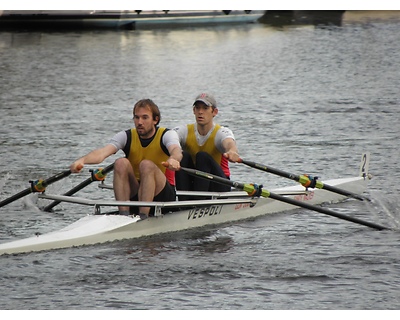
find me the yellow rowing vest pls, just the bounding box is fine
[126,127,174,185]
[185,123,230,177]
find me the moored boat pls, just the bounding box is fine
[0,10,265,31]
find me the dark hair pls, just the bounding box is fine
[133,99,161,125]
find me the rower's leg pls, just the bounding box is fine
[195,151,231,192]
[113,158,139,214]
[138,160,166,217]
[175,151,195,200]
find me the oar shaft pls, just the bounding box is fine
[42,179,92,212]
[180,167,389,231]
[42,170,72,187]
[0,189,32,208]
[240,159,368,201]
[241,159,301,181]
[0,170,71,209]
[267,191,387,231]
[43,163,114,212]
[320,183,366,201]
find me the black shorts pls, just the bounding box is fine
[130,181,176,216]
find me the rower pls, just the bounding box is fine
[174,93,240,200]
[69,99,183,219]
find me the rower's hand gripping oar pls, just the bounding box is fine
[180,167,389,231]
[238,158,369,201]
[43,163,115,212]
[0,170,72,209]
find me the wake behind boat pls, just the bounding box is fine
[0,153,384,256]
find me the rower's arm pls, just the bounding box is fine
[222,138,240,163]
[161,129,183,171]
[70,144,117,173]
[163,144,183,171]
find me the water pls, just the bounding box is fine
[1,11,400,310]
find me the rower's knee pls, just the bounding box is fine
[114,158,131,175]
[139,159,157,174]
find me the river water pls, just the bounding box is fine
[0,11,400,311]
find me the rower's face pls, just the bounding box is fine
[133,106,158,138]
[193,102,217,125]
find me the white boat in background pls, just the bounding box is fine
[0,153,384,256]
[0,10,265,30]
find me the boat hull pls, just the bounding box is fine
[0,176,368,255]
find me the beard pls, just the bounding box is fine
[136,125,155,138]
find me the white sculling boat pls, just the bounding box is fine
[0,153,386,256]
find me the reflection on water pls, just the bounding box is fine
[259,10,346,26]
[260,10,400,28]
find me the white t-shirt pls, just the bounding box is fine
[173,123,235,154]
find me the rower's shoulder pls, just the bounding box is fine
[173,124,191,137]
[217,124,234,134]
[173,123,192,130]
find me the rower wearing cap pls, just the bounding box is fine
[174,93,240,200]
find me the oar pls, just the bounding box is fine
[238,158,369,201]
[180,167,389,231]
[0,170,72,209]
[43,163,115,212]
